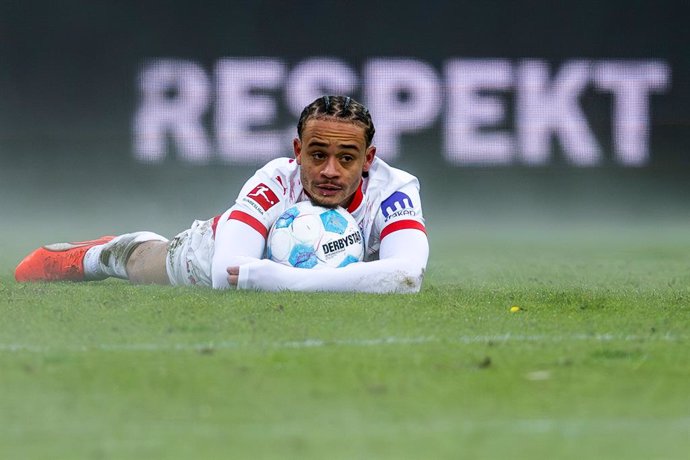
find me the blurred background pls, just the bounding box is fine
[1,0,688,271]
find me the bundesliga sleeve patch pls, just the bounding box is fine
[243,183,280,214]
[380,191,416,222]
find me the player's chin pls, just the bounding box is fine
[308,192,343,208]
[309,196,340,208]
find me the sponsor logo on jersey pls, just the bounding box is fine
[244,183,279,212]
[380,191,416,221]
[322,231,362,257]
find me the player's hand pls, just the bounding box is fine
[227,266,240,286]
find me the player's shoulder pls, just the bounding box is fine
[250,157,300,196]
[256,157,299,176]
[367,157,421,193]
[365,157,425,241]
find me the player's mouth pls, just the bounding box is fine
[315,183,342,197]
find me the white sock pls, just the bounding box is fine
[83,232,168,280]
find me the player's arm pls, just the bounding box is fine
[210,164,287,289]
[230,184,429,293]
[230,223,429,294]
[211,214,265,289]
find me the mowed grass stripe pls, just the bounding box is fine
[0,332,687,353]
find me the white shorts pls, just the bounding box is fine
[166,218,215,286]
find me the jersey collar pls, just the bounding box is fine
[346,180,364,213]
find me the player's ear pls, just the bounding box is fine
[293,138,302,165]
[362,145,376,172]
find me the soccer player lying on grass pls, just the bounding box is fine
[15,96,429,293]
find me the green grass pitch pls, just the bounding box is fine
[1,222,689,459]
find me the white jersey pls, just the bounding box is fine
[166,156,427,291]
[216,156,425,260]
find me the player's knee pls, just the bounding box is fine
[126,241,170,285]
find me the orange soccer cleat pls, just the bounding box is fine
[14,236,115,282]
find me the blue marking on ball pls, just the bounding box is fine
[275,207,300,229]
[288,244,319,268]
[337,254,360,268]
[320,209,348,234]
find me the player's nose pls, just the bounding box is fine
[320,157,340,178]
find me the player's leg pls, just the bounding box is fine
[85,231,169,283]
[15,220,215,287]
[125,240,170,284]
[15,231,169,283]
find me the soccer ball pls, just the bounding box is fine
[267,201,364,269]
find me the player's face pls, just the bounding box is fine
[294,118,375,208]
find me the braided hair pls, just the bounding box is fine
[296,96,375,147]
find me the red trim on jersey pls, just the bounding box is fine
[229,210,268,239]
[380,219,426,240]
[211,214,222,237]
[346,180,364,213]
